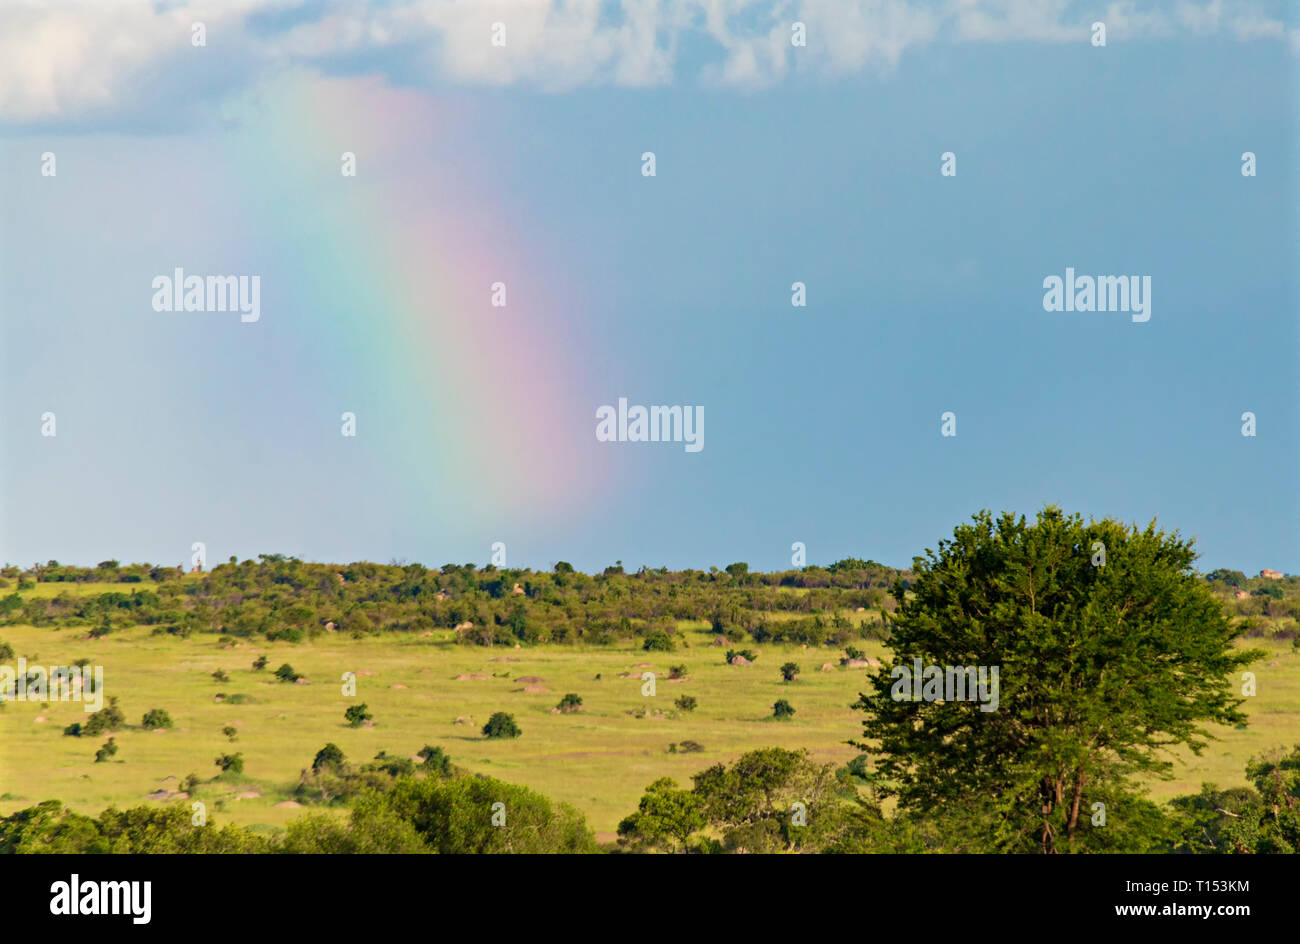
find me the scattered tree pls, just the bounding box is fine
[643,629,675,652]
[345,704,373,728]
[417,745,453,778]
[853,507,1264,854]
[312,743,345,774]
[482,711,521,740]
[141,708,173,730]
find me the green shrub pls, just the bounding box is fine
[482,711,521,739]
[141,708,173,730]
[772,699,795,720]
[380,775,597,853]
[252,655,268,670]
[82,697,125,736]
[674,695,697,712]
[364,751,414,777]
[643,629,675,652]
[418,745,453,777]
[556,693,583,713]
[94,738,118,763]
[313,743,345,773]
[274,663,300,683]
[214,752,244,775]
[345,703,373,727]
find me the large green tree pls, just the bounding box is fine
[853,507,1261,853]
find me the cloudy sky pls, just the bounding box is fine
[1,0,1297,574]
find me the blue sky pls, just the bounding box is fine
[1,1,1297,574]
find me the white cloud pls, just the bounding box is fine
[0,0,1293,126]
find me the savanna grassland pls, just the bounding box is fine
[0,618,898,838]
[0,533,1297,850]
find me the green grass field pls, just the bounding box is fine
[1,619,1296,840]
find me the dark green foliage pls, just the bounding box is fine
[365,751,415,777]
[621,748,851,853]
[556,693,583,713]
[281,797,429,854]
[0,801,276,854]
[643,629,675,652]
[313,742,345,773]
[82,697,125,736]
[141,708,173,730]
[772,699,795,719]
[617,778,705,852]
[853,506,1264,854]
[252,655,268,670]
[418,745,453,777]
[780,662,800,682]
[88,614,112,638]
[482,711,521,739]
[674,695,697,712]
[296,741,444,805]
[211,668,228,682]
[0,552,932,653]
[345,703,373,727]
[0,639,13,660]
[214,752,244,775]
[844,754,870,782]
[1205,569,1246,587]
[377,775,597,853]
[94,738,118,763]
[1171,745,1300,853]
[222,725,238,741]
[274,663,300,683]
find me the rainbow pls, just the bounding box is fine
[218,71,602,523]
